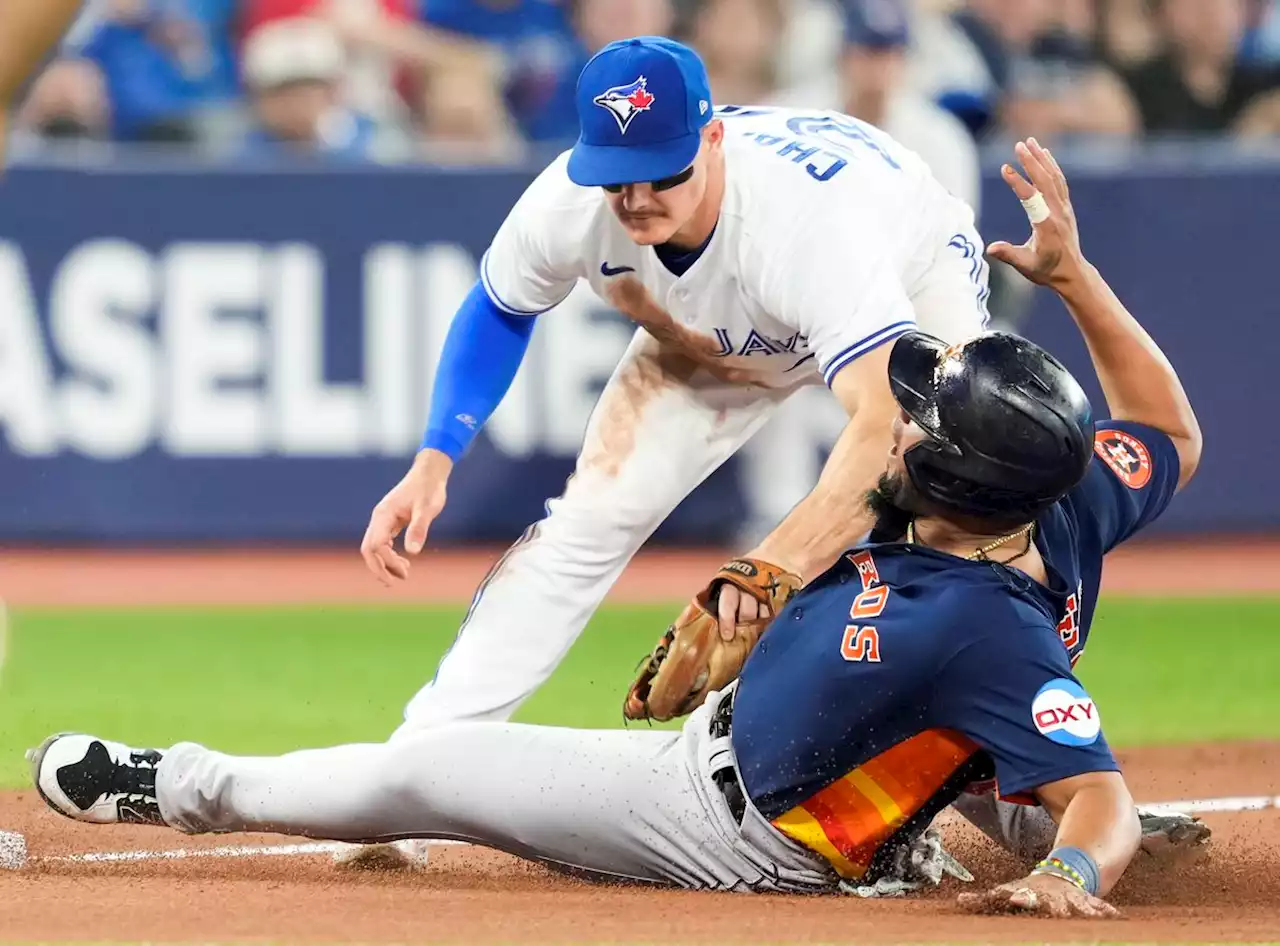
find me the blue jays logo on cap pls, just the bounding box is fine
[593,76,656,134]
[568,37,713,187]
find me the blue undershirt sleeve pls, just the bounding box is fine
[420,281,537,461]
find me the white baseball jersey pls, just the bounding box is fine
[480,105,988,389]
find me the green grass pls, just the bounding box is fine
[1078,597,1280,744]
[0,598,1277,788]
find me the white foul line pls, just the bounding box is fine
[44,839,463,865]
[29,793,1279,867]
[54,841,347,864]
[1139,794,1279,815]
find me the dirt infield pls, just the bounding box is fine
[1,741,1278,943]
[2,537,1280,607]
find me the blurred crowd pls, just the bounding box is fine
[8,0,1280,168]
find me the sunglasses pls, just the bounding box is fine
[602,164,695,194]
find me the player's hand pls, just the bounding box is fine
[957,873,1119,919]
[360,449,452,585]
[986,138,1088,290]
[624,558,801,721]
[715,583,761,641]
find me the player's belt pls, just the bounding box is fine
[708,691,748,824]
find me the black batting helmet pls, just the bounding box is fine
[888,330,1094,524]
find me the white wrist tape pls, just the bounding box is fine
[1020,192,1051,225]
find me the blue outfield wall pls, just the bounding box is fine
[0,153,1273,543]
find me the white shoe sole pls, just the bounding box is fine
[27,732,89,821]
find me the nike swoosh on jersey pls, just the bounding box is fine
[600,262,636,276]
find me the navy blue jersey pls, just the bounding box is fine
[1042,422,1180,662]
[730,421,1180,879]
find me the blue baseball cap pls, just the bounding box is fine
[567,36,713,188]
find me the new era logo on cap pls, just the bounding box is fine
[593,76,655,134]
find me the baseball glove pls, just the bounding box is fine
[623,558,802,722]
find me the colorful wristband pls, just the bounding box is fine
[1031,846,1100,896]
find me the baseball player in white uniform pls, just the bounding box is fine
[363,36,989,716]
[346,34,990,866]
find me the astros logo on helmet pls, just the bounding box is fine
[593,76,656,134]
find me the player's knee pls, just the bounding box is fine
[353,743,428,809]
[366,731,474,807]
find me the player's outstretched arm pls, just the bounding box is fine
[959,770,1140,919]
[623,345,899,720]
[987,138,1202,490]
[360,282,536,584]
[703,343,897,640]
[0,0,84,164]
[745,342,899,580]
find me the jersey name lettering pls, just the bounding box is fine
[720,107,902,183]
[741,130,849,182]
[709,329,808,358]
[841,551,886,663]
[1057,580,1083,652]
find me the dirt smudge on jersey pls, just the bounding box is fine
[581,280,763,478]
[605,277,758,383]
[579,340,695,478]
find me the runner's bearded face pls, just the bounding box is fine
[865,410,933,530]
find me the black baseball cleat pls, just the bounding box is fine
[27,733,167,827]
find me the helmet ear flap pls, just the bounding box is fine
[901,441,947,509]
[904,446,1043,526]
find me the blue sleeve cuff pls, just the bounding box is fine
[822,321,914,386]
[421,428,471,460]
[421,280,537,461]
